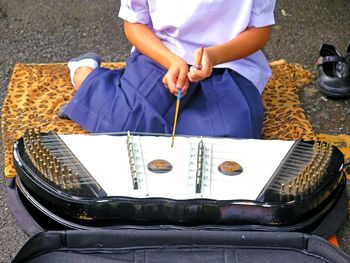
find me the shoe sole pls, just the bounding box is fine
[318,88,350,99]
[316,81,350,99]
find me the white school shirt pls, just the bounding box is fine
[119,0,276,93]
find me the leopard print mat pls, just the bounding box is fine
[2,60,349,183]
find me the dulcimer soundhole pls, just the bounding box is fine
[147,159,173,174]
[218,161,243,176]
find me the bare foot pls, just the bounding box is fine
[73,66,94,90]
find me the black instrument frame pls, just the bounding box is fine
[13,134,346,228]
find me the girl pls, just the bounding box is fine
[62,0,276,139]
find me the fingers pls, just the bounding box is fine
[162,74,189,96]
[188,47,213,82]
[176,69,189,94]
[166,71,178,94]
[163,65,189,96]
[181,79,189,96]
[194,47,204,70]
[188,65,212,82]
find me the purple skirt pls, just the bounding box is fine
[64,52,264,138]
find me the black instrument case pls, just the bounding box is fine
[11,229,350,263]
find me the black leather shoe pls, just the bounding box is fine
[316,44,350,99]
[345,40,350,67]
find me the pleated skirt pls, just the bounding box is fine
[64,52,264,138]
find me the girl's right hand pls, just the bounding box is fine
[162,57,189,96]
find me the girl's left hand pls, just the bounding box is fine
[188,47,214,82]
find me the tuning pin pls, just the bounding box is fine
[41,162,47,178]
[311,174,316,190]
[48,165,54,181]
[34,154,39,167]
[54,169,60,185]
[68,169,74,190]
[64,166,71,190]
[55,158,62,170]
[293,177,298,187]
[299,171,305,185]
[279,183,286,202]
[61,168,67,190]
[295,185,299,196]
[280,183,285,193]
[74,173,81,189]
[29,128,34,137]
[306,178,311,194]
[302,182,307,193]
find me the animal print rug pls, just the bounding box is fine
[2,60,348,181]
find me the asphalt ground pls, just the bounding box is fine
[0,0,350,262]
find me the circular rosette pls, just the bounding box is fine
[147,159,173,174]
[218,161,243,176]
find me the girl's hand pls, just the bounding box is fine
[162,57,189,96]
[188,47,214,82]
